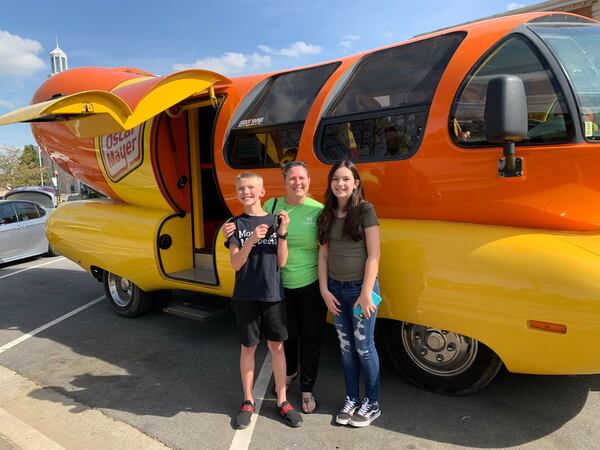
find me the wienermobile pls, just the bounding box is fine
[2,11,600,394]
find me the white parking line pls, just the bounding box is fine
[0,257,66,280]
[0,296,105,355]
[229,352,273,450]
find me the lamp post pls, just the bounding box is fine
[37,146,44,186]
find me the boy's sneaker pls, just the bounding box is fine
[236,400,255,429]
[348,398,380,427]
[278,401,303,428]
[335,396,358,425]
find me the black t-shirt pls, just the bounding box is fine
[227,213,283,302]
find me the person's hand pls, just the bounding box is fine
[321,289,341,316]
[354,291,377,320]
[221,221,236,239]
[248,224,269,245]
[277,210,290,234]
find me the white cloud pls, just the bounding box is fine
[258,41,321,57]
[0,30,46,76]
[507,2,525,10]
[339,35,359,48]
[0,99,15,109]
[174,52,271,76]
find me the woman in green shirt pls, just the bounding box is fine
[223,161,326,414]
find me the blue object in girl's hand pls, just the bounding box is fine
[353,290,382,318]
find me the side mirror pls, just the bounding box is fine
[484,75,528,178]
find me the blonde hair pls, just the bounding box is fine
[235,172,263,187]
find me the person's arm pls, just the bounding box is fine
[229,224,268,271]
[277,210,289,268]
[221,220,236,240]
[318,243,341,316]
[354,225,381,319]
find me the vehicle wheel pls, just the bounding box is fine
[45,243,60,257]
[102,272,154,318]
[383,320,502,395]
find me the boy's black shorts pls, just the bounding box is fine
[231,300,288,346]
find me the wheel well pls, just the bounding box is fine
[380,318,505,364]
[380,318,504,394]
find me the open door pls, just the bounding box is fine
[0,69,231,138]
[161,102,231,287]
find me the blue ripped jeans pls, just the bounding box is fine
[328,278,380,403]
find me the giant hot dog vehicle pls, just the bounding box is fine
[2,12,600,394]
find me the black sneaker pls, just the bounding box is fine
[349,398,380,427]
[278,401,303,428]
[335,396,358,425]
[236,400,255,429]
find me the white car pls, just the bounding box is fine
[4,186,57,209]
[0,199,57,264]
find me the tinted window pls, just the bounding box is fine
[326,32,466,116]
[230,127,302,166]
[451,36,572,146]
[35,204,47,217]
[531,24,600,140]
[320,110,427,161]
[228,63,339,168]
[317,32,465,163]
[0,203,18,225]
[236,63,339,127]
[14,202,42,221]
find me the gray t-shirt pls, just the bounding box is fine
[327,202,379,281]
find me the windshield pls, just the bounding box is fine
[532,23,600,140]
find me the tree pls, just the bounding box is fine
[20,144,39,166]
[0,145,48,190]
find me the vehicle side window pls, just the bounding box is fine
[451,35,572,146]
[35,204,47,217]
[227,63,340,168]
[317,32,465,163]
[0,204,18,225]
[14,202,42,222]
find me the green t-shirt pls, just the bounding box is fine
[264,196,323,289]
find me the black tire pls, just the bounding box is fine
[102,271,154,318]
[383,320,503,395]
[45,243,60,257]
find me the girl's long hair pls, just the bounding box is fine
[317,160,367,244]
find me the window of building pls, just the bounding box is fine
[317,32,465,163]
[227,63,340,168]
[451,35,572,147]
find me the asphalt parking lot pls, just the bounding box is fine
[1,256,600,449]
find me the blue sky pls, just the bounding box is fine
[0,0,538,147]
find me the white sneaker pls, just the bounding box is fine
[335,396,358,425]
[348,398,380,427]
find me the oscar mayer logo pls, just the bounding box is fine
[100,125,144,181]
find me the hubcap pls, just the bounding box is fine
[107,273,133,308]
[401,323,478,376]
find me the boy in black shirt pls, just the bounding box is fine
[227,172,302,429]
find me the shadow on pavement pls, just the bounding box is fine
[1,270,599,448]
